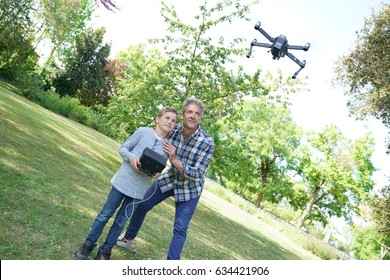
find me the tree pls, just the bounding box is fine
[293,125,376,229]
[53,27,111,107]
[334,3,390,151]
[34,0,95,64]
[103,44,172,141]
[352,226,384,260]
[216,100,302,207]
[0,0,37,81]
[102,0,285,141]
[370,184,390,258]
[103,58,126,101]
[371,185,390,239]
[151,0,267,117]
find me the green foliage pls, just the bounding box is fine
[370,185,390,245]
[103,58,125,101]
[4,74,115,140]
[37,91,115,138]
[53,27,111,107]
[152,0,269,115]
[352,226,384,260]
[301,235,339,260]
[35,0,95,63]
[262,201,300,224]
[334,3,390,150]
[103,44,171,141]
[294,125,376,228]
[142,1,308,195]
[102,0,281,142]
[215,100,302,207]
[0,0,37,81]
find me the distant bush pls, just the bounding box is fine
[16,76,117,140]
[302,236,339,260]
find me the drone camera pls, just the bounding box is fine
[271,35,288,59]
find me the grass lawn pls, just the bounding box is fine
[0,83,319,260]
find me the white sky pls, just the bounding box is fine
[91,0,389,190]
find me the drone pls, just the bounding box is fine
[246,21,310,79]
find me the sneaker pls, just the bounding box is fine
[74,240,94,260]
[95,249,111,260]
[116,235,134,249]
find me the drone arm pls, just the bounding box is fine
[246,39,273,58]
[288,43,310,51]
[254,22,274,42]
[285,51,306,68]
[252,41,273,48]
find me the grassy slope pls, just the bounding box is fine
[0,84,319,260]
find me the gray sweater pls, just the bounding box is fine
[110,127,167,199]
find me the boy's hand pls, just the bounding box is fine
[130,157,141,172]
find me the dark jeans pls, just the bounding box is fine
[124,180,200,260]
[86,186,139,251]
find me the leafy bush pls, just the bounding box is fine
[302,236,339,260]
[16,74,116,140]
[352,227,383,260]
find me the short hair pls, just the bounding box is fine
[157,107,178,118]
[182,97,205,116]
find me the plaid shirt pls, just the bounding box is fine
[157,124,215,202]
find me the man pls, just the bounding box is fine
[117,97,215,260]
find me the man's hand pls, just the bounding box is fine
[163,141,184,174]
[163,141,176,160]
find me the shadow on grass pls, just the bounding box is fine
[113,200,305,260]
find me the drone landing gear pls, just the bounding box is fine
[247,21,310,79]
[285,52,306,79]
[292,64,305,79]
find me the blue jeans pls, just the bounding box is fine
[86,186,139,251]
[124,180,200,260]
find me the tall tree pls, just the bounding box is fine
[216,100,302,207]
[152,0,267,117]
[103,0,271,139]
[34,0,95,64]
[293,125,376,229]
[103,58,125,102]
[0,0,37,81]
[53,27,111,107]
[370,184,390,258]
[103,44,171,141]
[334,3,390,151]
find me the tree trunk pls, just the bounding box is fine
[296,185,321,229]
[255,192,264,208]
[255,163,269,208]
